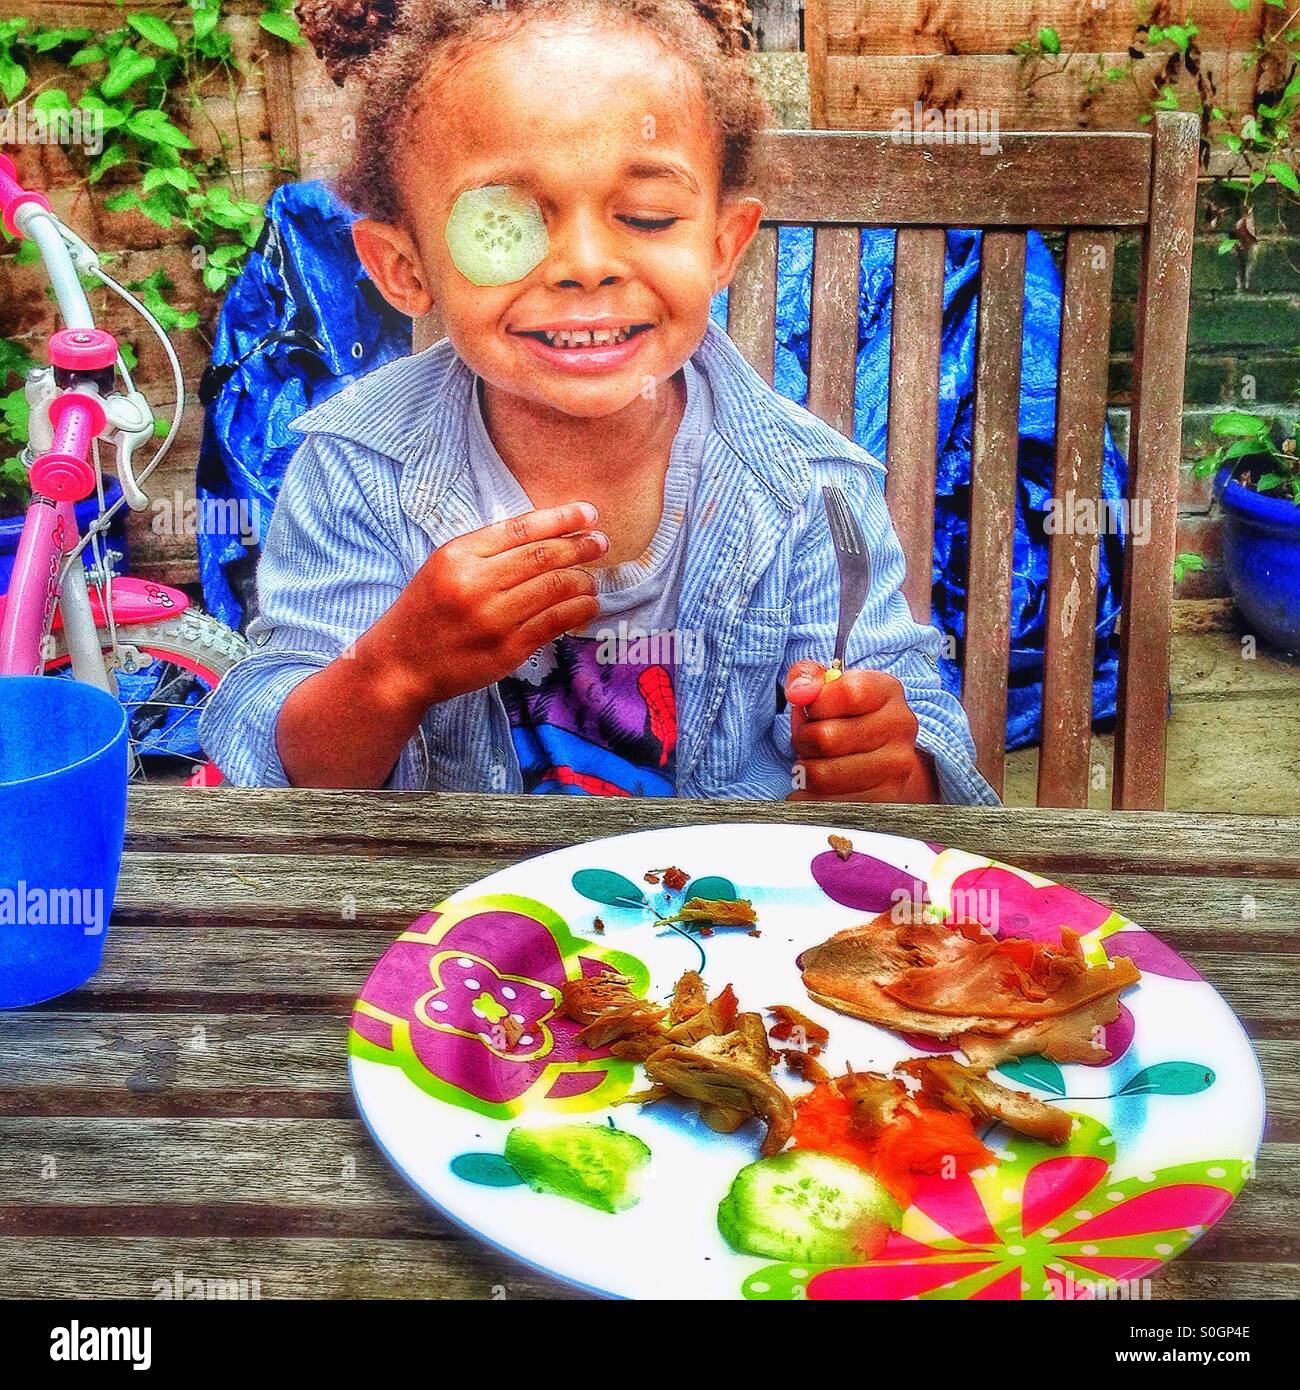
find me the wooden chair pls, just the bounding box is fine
[726,112,1199,810]
[415,112,1199,810]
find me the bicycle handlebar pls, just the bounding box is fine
[0,152,52,238]
[30,393,107,502]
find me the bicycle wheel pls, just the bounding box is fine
[45,607,248,783]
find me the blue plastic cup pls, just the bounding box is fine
[0,676,128,1007]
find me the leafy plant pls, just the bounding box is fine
[0,338,36,513]
[0,3,304,512]
[1193,396,1300,507]
[1013,1,1300,257]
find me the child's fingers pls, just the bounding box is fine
[784,659,826,708]
[490,528,609,589]
[793,745,920,798]
[803,669,902,721]
[513,593,603,655]
[502,564,599,623]
[472,502,600,558]
[791,696,918,761]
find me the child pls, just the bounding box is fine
[200,0,996,806]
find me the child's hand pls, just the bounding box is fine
[783,659,939,803]
[374,501,606,710]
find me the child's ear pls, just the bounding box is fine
[352,219,435,319]
[711,197,764,293]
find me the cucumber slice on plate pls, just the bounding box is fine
[446,184,548,286]
[718,1150,902,1264]
[504,1123,650,1213]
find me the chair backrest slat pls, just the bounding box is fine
[757,131,1153,226]
[727,224,778,384]
[885,226,946,623]
[806,226,861,436]
[1113,113,1200,810]
[963,230,1028,798]
[1038,230,1116,808]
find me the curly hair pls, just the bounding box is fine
[295,0,769,222]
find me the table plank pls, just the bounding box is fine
[0,1236,580,1301]
[124,789,1300,878]
[6,789,1292,1301]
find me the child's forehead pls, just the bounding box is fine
[407,18,717,191]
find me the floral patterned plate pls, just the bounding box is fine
[348,823,1265,1300]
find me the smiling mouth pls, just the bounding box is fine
[513,324,653,348]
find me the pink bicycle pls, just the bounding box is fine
[0,153,247,783]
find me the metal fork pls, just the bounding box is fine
[775,485,872,712]
[822,484,872,677]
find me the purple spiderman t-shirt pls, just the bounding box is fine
[467,365,711,796]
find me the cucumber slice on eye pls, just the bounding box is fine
[445,184,548,287]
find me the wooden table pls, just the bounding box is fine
[2,789,1295,1300]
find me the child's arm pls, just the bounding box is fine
[199,433,603,788]
[776,463,998,806]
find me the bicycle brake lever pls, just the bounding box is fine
[106,390,154,511]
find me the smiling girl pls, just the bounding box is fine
[199,0,996,805]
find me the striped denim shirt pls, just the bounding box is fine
[199,321,999,805]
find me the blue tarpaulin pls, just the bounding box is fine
[198,183,1126,750]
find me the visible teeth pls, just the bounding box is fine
[540,326,633,347]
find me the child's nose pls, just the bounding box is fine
[546,209,626,291]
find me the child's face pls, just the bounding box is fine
[355,18,761,420]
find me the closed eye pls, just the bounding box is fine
[619,214,680,231]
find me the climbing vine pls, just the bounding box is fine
[0,1,303,508]
[1016,2,1300,532]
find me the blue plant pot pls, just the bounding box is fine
[0,478,128,595]
[1217,467,1300,657]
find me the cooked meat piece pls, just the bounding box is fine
[828,834,853,861]
[884,930,1140,1020]
[669,970,707,1024]
[614,1083,673,1107]
[645,1043,795,1157]
[835,1068,911,1141]
[800,911,1138,1065]
[767,1003,830,1045]
[560,973,666,1048]
[778,1048,832,1087]
[899,1056,1072,1145]
[700,1103,749,1134]
[665,898,759,927]
[956,990,1124,1068]
[609,1031,673,1062]
[801,913,1003,1039]
[664,983,739,1044]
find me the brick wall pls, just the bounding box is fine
[1108,184,1300,600]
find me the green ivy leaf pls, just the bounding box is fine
[31,27,93,53]
[31,88,72,112]
[1268,160,1300,195]
[190,0,222,44]
[100,47,156,99]
[126,107,194,149]
[102,189,141,214]
[1212,411,1271,438]
[259,11,304,45]
[1038,26,1061,56]
[88,143,127,183]
[1117,1061,1215,1097]
[570,869,647,909]
[0,54,27,103]
[127,14,180,54]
